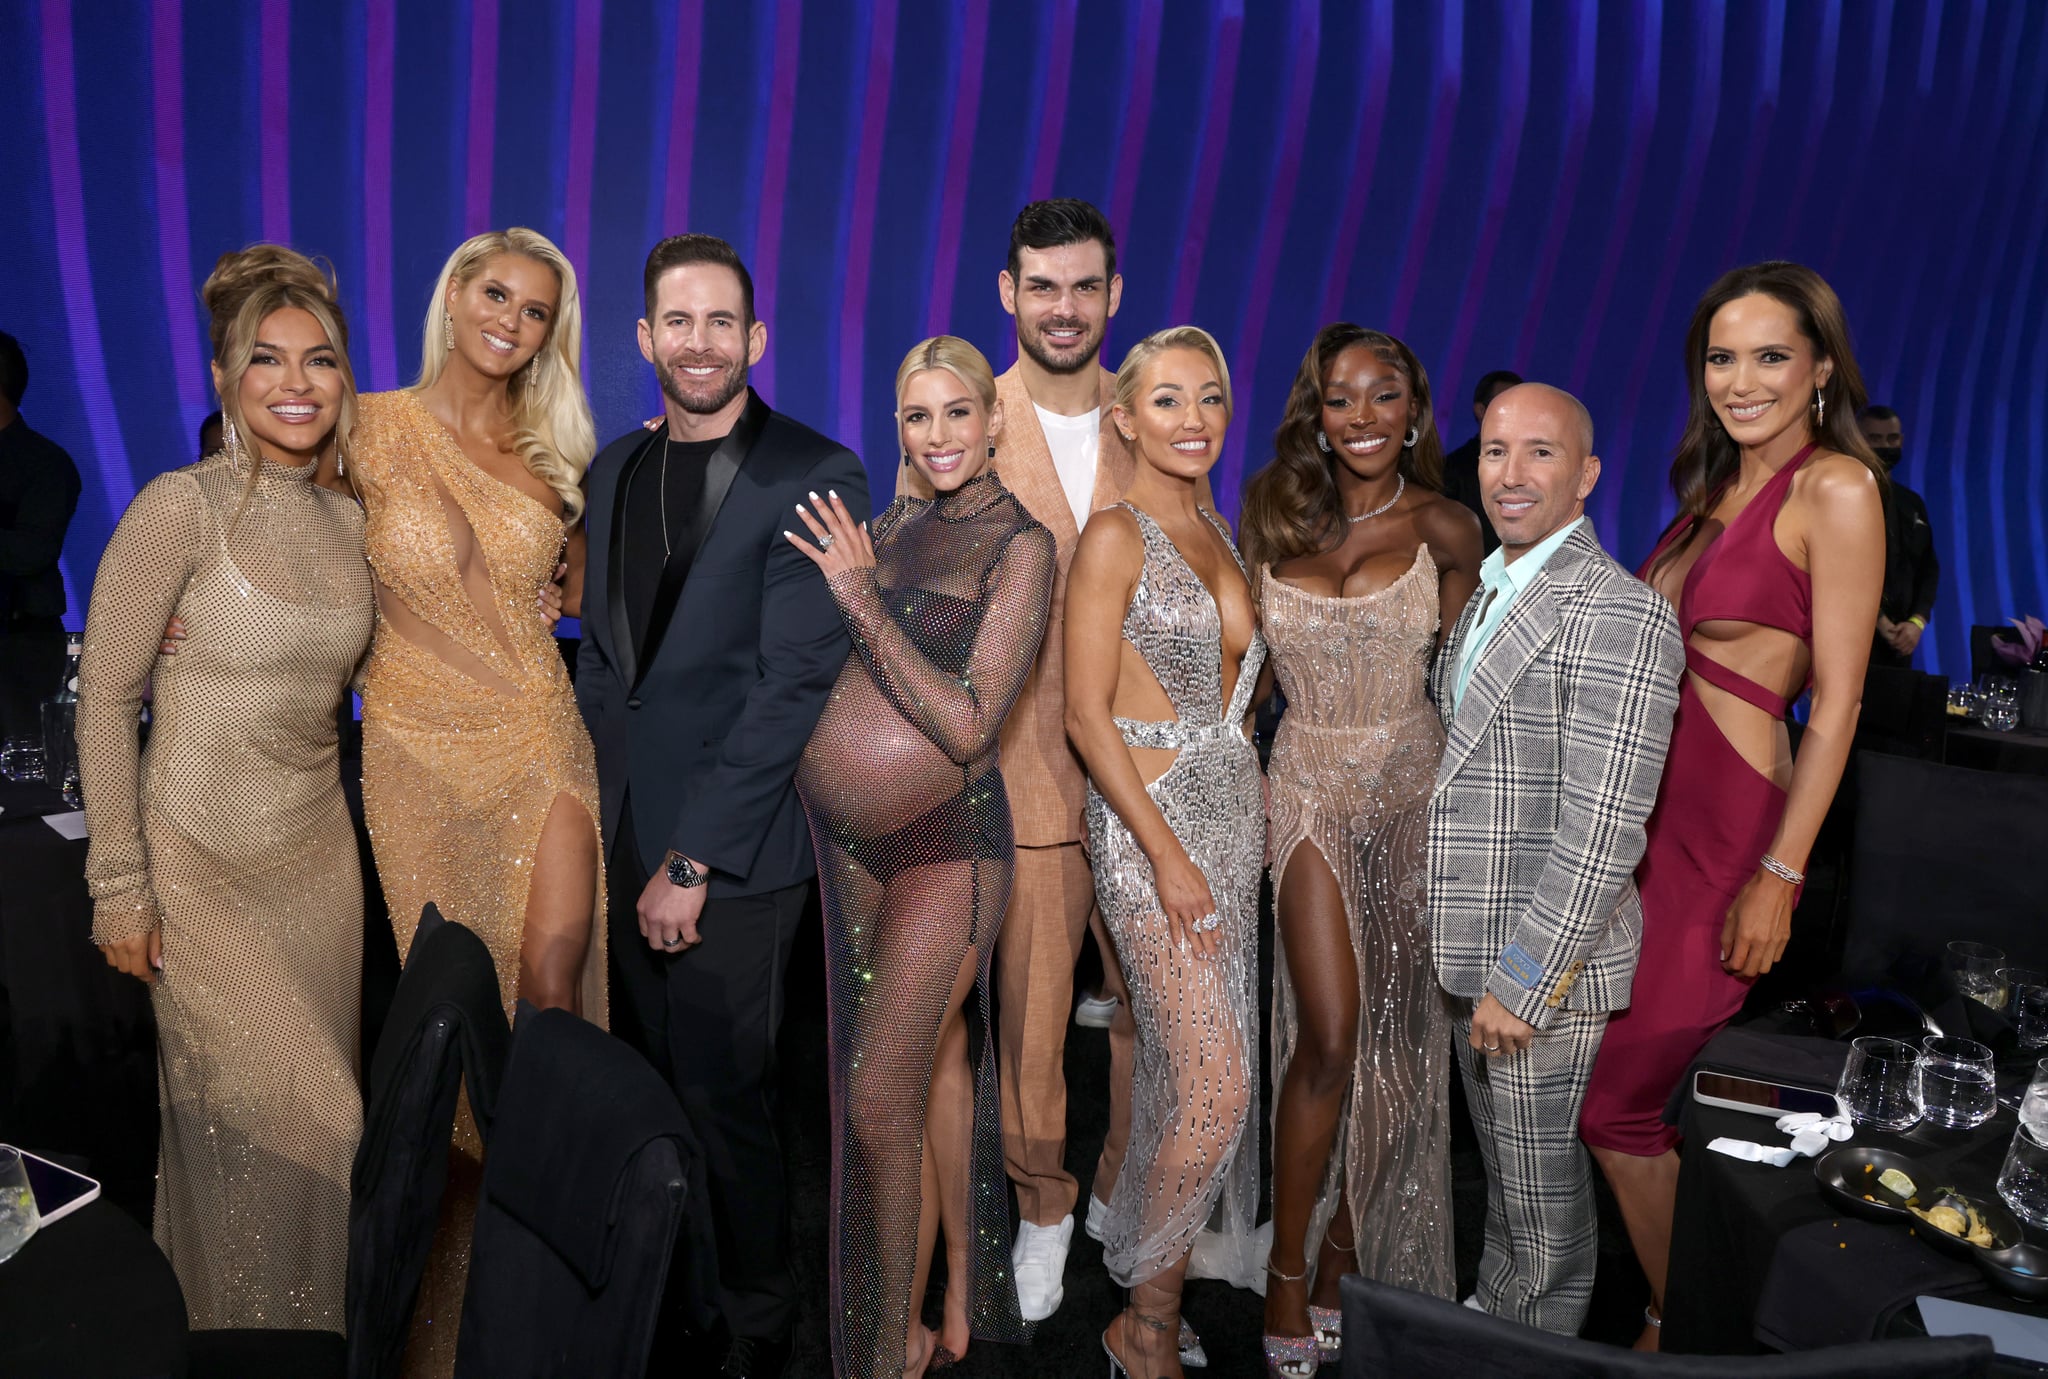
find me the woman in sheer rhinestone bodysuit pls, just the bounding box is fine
[1065,329,1266,1379]
[78,248,373,1329]
[1240,326,1483,1372]
[793,338,1051,1378]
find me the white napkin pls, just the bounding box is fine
[1708,1112,1854,1168]
[1707,1136,1800,1167]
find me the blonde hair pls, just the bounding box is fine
[201,244,357,522]
[894,335,998,411]
[1112,325,1233,425]
[416,228,596,522]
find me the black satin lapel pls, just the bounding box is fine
[632,390,772,694]
[607,428,664,693]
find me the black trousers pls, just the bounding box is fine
[0,615,63,744]
[607,806,808,1339]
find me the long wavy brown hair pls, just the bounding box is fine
[1240,324,1442,572]
[1666,262,1885,527]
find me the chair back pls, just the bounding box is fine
[1840,752,2048,982]
[344,906,509,1379]
[1856,664,1949,760]
[1339,1275,1994,1378]
[451,1006,694,1379]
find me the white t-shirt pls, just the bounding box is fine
[1036,404,1101,535]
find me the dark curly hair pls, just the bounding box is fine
[1240,324,1441,571]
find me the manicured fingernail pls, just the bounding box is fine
[828,489,838,500]
[783,530,794,539]
[809,491,821,501]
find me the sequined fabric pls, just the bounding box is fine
[1263,546,1456,1298]
[78,451,373,1328]
[795,471,1052,1378]
[350,389,606,1375]
[1085,503,1266,1289]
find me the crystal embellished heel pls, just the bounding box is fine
[1306,1304,1342,1360]
[1263,1331,1321,1378]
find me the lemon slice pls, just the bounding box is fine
[1878,1167,1917,1199]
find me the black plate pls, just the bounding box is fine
[1814,1145,1924,1221]
[1907,1188,2022,1260]
[1977,1241,2048,1301]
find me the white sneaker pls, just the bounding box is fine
[1075,991,1119,1028]
[1011,1214,1074,1321]
[1084,1192,1111,1242]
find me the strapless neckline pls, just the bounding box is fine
[1263,543,1435,608]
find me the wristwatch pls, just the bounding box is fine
[665,850,708,889]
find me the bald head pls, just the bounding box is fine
[1478,383,1603,561]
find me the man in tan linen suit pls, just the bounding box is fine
[899,200,1209,1322]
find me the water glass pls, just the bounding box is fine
[1837,1035,1924,1130]
[2001,1121,2048,1228]
[1950,941,2011,1010]
[0,737,43,783]
[1980,677,2022,731]
[2005,968,2048,1049]
[0,1147,38,1265]
[2009,1057,2048,1117]
[1918,1035,1998,1129]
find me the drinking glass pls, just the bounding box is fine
[0,737,43,783]
[0,1147,38,1265]
[1979,677,2022,730]
[1837,1036,1923,1131]
[1919,1035,1998,1129]
[2001,1121,2048,1229]
[1950,941,2011,1010]
[2010,1057,2048,1118]
[2005,968,2048,1050]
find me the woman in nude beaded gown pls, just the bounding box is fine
[1066,328,1265,1379]
[1240,326,1482,1374]
[347,228,603,1374]
[793,338,1050,1379]
[79,247,373,1329]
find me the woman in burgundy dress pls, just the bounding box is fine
[1580,262,1886,1348]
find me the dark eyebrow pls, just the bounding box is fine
[251,339,332,352]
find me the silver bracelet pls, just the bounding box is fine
[1759,853,1804,886]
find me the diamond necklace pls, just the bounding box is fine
[1347,473,1405,523]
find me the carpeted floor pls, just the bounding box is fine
[774,880,1653,1377]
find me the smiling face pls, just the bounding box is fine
[444,252,559,383]
[215,306,343,468]
[638,262,766,416]
[1000,241,1122,376]
[1115,346,1230,483]
[897,367,1003,494]
[1477,384,1600,559]
[1321,344,1418,484]
[1703,292,1832,451]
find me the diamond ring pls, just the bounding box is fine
[1191,913,1221,933]
[818,532,835,551]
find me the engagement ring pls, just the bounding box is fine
[1191,913,1221,933]
[818,532,835,550]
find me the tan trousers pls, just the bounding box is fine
[1000,840,1134,1225]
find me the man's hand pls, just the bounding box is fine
[637,865,708,953]
[1891,619,1924,655]
[1470,991,1536,1058]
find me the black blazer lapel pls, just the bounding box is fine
[606,427,665,694]
[633,389,772,696]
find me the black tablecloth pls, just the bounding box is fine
[1665,1024,2048,1355]
[1946,722,2048,776]
[0,1195,188,1378]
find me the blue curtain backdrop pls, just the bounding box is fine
[4,0,2045,684]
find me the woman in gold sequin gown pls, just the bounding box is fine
[1066,330,1266,1379]
[348,229,604,1375]
[794,339,1051,1379]
[1240,327,1482,1370]
[78,248,373,1330]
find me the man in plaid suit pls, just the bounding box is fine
[1428,383,1683,1334]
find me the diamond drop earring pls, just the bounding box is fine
[443,313,454,350]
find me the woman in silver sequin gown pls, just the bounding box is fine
[1239,327,1483,1371]
[794,338,1052,1379]
[1066,329,1266,1379]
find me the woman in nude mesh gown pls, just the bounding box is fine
[793,338,1051,1379]
[1066,328,1265,1379]
[1239,326,1481,1374]
[79,247,372,1329]
[347,229,603,1374]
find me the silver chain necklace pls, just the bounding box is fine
[1347,473,1405,523]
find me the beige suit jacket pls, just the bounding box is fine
[896,363,1132,845]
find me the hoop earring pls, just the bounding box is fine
[443,313,454,350]
[1405,426,1420,448]
[1814,388,1826,427]
[1315,429,1331,453]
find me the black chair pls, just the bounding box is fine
[344,905,510,1379]
[1339,1275,1995,1378]
[1838,752,2048,982]
[1857,664,1950,760]
[452,1005,700,1379]
[1971,624,2016,684]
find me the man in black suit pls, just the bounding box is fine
[1440,368,1522,556]
[0,331,82,742]
[576,234,869,1378]
[1857,404,1939,668]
